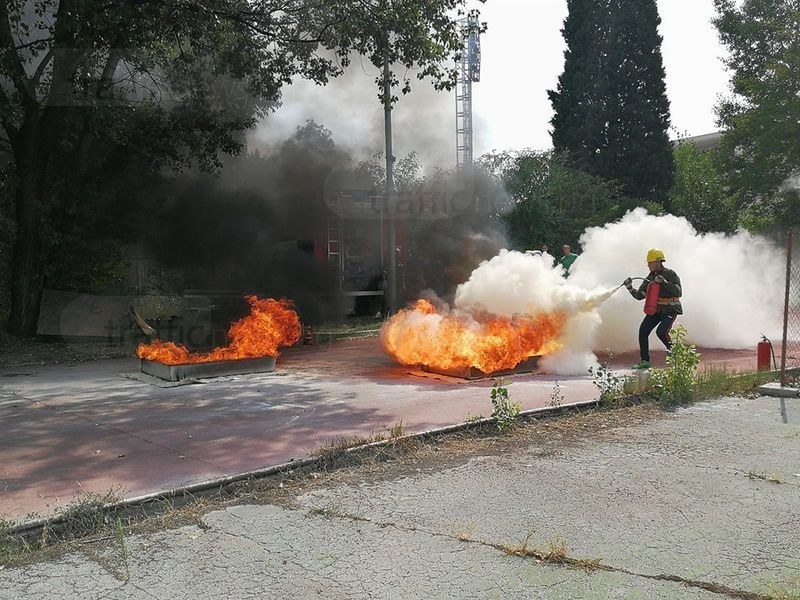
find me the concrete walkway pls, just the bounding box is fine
[1,395,797,599]
[0,337,759,521]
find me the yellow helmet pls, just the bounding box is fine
[646,248,666,263]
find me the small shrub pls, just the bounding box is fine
[588,360,629,405]
[490,379,521,433]
[649,325,700,405]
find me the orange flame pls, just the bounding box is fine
[137,296,301,365]
[381,299,565,373]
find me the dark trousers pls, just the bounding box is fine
[639,312,678,362]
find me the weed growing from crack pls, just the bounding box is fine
[490,379,521,433]
[456,530,472,542]
[115,517,130,581]
[501,532,534,557]
[766,579,800,600]
[746,470,784,484]
[499,535,598,569]
[543,538,568,562]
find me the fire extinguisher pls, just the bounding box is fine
[619,277,659,314]
[643,279,661,315]
[757,334,775,371]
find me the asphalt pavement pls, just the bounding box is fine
[2,394,797,599]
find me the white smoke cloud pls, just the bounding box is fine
[569,208,784,352]
[453,249,612,374]
[449,209,784,374]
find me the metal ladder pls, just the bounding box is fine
[327,195,344,289]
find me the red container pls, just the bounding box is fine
[757,340,772,371]
[643,281,661,315]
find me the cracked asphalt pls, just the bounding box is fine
[2,395,799,599]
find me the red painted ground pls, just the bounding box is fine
[0,337,765,521]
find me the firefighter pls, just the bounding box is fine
[623,248,683,369]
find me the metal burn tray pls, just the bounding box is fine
[141,356,276,382]
[421,356,541,380]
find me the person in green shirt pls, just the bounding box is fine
[559,244,578,274]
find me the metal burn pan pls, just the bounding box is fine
[140,357,276,382]
[421,356,541,380]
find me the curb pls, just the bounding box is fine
[756,382,800,398]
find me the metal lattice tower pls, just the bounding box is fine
[456,14,481,171]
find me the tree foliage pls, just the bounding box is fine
[669,143,737,234]
[496,150,646,251]
[548,0,607,171]
[0,0,479,335]
[549,0,674,205]
[713,0,800,231]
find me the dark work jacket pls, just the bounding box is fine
[629,266,683,315]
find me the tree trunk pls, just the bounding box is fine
[8,118,44,337]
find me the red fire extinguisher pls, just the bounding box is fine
[643,280,661,315]
[757,335,774,371]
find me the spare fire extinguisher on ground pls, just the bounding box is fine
[757,334,775,371]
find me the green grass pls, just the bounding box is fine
[0,489,123,567]
[603,366,778,410]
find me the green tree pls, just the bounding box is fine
[599,0,674,205]
[669,143,737,233]
[713,0,800,231]
[0,0,474,335]
[549,0,674,205]
[499,150,641,251]
[548,0,608,171]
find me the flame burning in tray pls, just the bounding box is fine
[381,299,566,373]
[137,296,301,365]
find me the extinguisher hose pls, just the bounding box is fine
[622,277,653,286]
[615,276,653,291]
[610,276,662,297]
[761,334,778,370]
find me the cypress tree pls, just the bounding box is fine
[598,0,674,205]
[549,0,674,206]
[548,0,609,171]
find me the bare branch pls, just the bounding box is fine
[123,61,166,104]
[14,37,55,51]
[0,3,33,99]
[30,48,54,96]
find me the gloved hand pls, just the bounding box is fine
[655,275,665,283]
[623,277,632,289]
